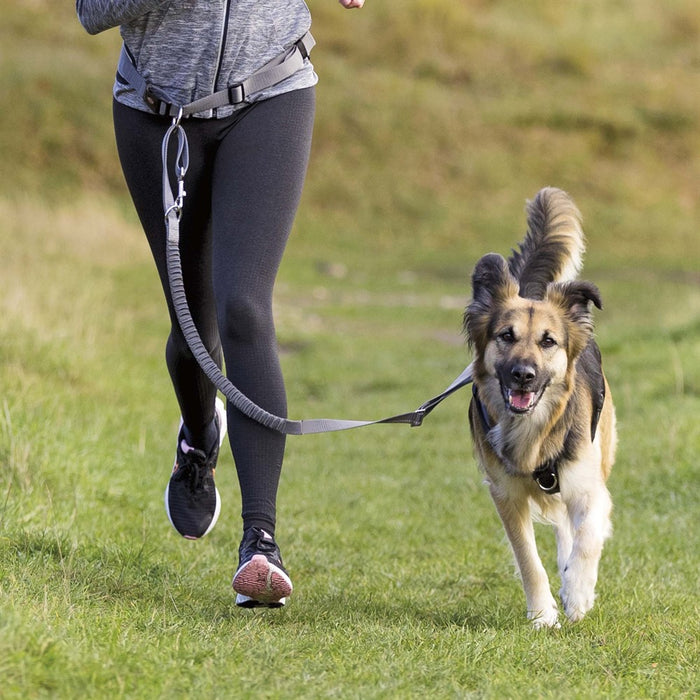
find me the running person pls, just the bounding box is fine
[76,0,366,608]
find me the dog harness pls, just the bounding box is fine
[471,385,603,495]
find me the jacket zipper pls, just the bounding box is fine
[212,0,232,114]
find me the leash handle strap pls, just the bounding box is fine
[118,32,315,118]
[286,363,474,434]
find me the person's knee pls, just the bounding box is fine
[217,290,272,345]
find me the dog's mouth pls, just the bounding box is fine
[502,386,546,414]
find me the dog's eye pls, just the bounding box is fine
[540,335,558,349]
[498,329,515,343]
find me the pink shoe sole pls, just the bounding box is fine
[232,554,293,605]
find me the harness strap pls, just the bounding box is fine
[118,32,316,118]
[471,386,563,494]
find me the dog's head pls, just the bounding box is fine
[464,253,602,416]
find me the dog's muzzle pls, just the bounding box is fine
[500,363,547,414]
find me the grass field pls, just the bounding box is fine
[1,0,698,697]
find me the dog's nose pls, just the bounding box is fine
[511,363,536,385]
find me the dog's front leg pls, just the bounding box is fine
[553,513,574,581]
[490,488,559,629]
[559,478,612,622]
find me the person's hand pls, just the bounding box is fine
[338,0,365,8]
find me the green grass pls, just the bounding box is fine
[1,0,699,697]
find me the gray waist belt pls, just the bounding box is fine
[117,31,315,118]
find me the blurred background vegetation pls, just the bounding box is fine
[2,0,696,412]
[2,1,698,261]
[0,1,698,696]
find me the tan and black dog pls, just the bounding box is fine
[464,187,616,628]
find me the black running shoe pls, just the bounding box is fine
[232,527,293,608]
[164,398,226,540]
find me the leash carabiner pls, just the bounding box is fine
[162,107,189,229]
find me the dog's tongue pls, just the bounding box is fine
[509,390,534,410]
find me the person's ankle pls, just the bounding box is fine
[182,418,219,454]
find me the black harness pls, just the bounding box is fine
[471,380,603,495]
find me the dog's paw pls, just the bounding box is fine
[560,570,596,622]
[561,593,594,622]
[528,604,560,630]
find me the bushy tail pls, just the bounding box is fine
[508,187,586,299]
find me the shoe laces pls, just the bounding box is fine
[174,448,212,492]
[254,532,277,554]
[241,527,278,557]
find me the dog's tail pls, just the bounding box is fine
[508,187,586,299]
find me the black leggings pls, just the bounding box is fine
[113,88,315,534]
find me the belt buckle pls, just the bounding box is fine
[145,87,172,116]
[228,83,245,105]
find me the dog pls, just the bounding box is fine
[463,187,616,628]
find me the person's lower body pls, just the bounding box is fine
[113,87,315,606]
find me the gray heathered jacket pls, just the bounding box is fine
[76,0,317,118]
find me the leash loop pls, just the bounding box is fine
[162,113,190,227]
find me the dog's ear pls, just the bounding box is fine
[547,280,603,354]
[472,254,516,302]
[464,254,518,348]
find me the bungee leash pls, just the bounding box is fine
[122,31,474,435]
[162,115,473,434]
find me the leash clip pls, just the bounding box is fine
[174,165,187,215]
[409,408,427,427]
[165,183,186,221]
[163,107,189,222]
[164,166,186,221]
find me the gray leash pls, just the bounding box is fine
[123,33,474,435]
[162,121,473,434]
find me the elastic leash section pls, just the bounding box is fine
[161,112,292,432]
[161,111,474,435]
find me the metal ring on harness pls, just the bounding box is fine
[533,466,559,493]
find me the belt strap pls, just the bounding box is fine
[118,31,315,117]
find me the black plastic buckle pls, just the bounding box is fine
[409,409,427,427]
[228,84,245,105]
[144,87,172,116]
